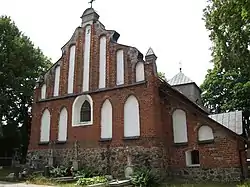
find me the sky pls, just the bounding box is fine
[0,0,213,86]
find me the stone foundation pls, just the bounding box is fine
[27,146,167,178]
[170,167,242,182]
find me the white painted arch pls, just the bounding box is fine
[172,109,188,143]
[68,45,76,94]
[83,25,91,92]
[135,62,145,82]
[41,84,46,99]
[198,125,214,141]
[58,107,68,142]
[101,99,112,139]
[53,65,60,97]
[99,36,106,89]
[124,95,140,137]
[116,49,124,85]
[72,95,93,126]
[40,109,50,142]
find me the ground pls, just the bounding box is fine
[0,181,239,187]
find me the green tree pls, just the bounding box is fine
[202,0,250,136]
[158,71,166,80]
[0,16,52,161]
[203,0,250,75]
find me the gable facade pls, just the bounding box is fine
[28,8,247,182]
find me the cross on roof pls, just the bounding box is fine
[179,61,182,72]
[89,0,95,8]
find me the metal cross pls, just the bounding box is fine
[179,61,182,72]
[89,0,95,8]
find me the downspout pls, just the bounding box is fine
[238,140,248,181]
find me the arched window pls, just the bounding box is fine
[172,109,188,143]
[80,101,91,122]
[101,99,112,139]
[83,25,91,92]
[124,95,140,137]
[116,50,124,85]
[68,45,76,94]
[53,66,60,96]
[40,109,50,142]
[41,84,46,99]
[58,108,68,142]
[198,125,214,142]
[72,95,93,126]
[135,62,145,82]
[99,36,107,89]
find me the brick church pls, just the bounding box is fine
[28,7,248,181]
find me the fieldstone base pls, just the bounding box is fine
[170,167,242,182]
[27,146,167,178]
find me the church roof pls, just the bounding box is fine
[168,71,194,86]
[209,111,243,135]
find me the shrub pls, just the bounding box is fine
[75,176,108,186]
[76,167,101,178]
[131,167,160,187]
[237,183,250,187]
[50,166,73,178]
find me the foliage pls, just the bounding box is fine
[50,166,73,178]
[158,72,166,80]
[0,16,52,161]
[131,167,160,187]
[203,0,250,76]
[237,182,250,187]
[75,176,108,186]
[201,0,250,125]
[200,67,250,113]
[76,167,102,178]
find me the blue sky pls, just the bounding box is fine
[0,0,213,86]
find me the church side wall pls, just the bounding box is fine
[159,87,246,182]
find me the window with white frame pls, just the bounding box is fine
[135,62,145,82]
[58,107,68,142]
[68,45,76,94]
[99,36,106,89]
[116,50,124,85]
[40,109,50,142]
[101,99,112,139]
[124,95,140,137]
[185,150,200,167]
[72,95,93,126]
[41,84,46,99]
[53,65,60,97]
[172,109,188,143]
[198,125,214,142]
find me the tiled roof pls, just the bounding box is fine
[209,111,243,135]
[168,72,194,86]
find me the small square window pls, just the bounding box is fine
[185,150,200,167]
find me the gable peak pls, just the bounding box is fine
[146,47,155,56]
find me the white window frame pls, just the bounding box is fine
[185,150,200,167]
[72,95,93,127]
[198,125,214,142]
[41,84,46,99]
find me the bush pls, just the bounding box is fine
[237,183,250,187]
[76,167,101,178]
[75,176,108,186]
[50,166,73,178]
[131,168,160,187]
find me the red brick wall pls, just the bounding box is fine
[29,19,161,151]
[159,86,245,169]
